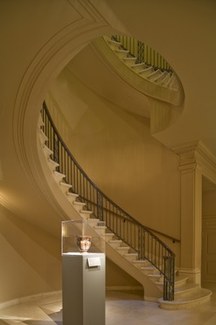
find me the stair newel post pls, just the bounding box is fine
[97,190,104,222]
[163,255,175,301]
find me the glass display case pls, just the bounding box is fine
[61,219,105,255]
[62,218,106,325]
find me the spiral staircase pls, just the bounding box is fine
[38,103,212,310]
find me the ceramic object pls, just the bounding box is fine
[76,235,92,252]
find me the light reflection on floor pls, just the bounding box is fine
[0,289,216,325]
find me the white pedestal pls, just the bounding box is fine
[62,252,105,325]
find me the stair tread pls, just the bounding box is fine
[54,170,65,177]
[160,288,212,304]
[108,39,121,45]
[115,49,129,53]
[131,62,146,68]
[94,225,107,229]
[80,209,93,213]
[175,283,199,295]
[67,192,79,197]
[123,57,136,60]
[141,266,156,270]
[48,158,59,168]
[59,182,72,188]
[43,145,53,155]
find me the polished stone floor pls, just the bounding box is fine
[0,289,216,325]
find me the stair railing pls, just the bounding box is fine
[112,35,172,72]
[41,101,175,301]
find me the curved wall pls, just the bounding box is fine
[0,0,114,303]
[47,64,180,241]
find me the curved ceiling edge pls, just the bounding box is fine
[12,8,112,192]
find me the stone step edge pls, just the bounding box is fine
[158,289,212,310]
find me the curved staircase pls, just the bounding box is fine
[38,104,211,309]
[105,36,178,91]
[93,35,184,108]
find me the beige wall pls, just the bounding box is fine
[47,59,181,241]
[0,205,61,303]
[106,258,141,289]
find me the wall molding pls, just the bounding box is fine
[173,141,216,184]
[12,0,112,193]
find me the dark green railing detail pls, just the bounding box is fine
[113,35,172,72]
[41,101,175,301]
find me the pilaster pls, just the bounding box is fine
[173,142,202,284]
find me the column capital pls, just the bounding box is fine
[172,141,198,172]
[172,141,216,179]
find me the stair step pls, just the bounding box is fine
[175,284,199,297]
[132,259,151,268]
[43,144,53,158]
[164,73,175,87]
[122,57,137,65]
[139,67,155,77]
[148,273,162,282]
[59,181,72,194]
[141,266,158,274]
[154,71,168,83]
[73,201,86,212]
[131,62,147,69]
[53,170,65,182]
[80,210,93,220]
[94,225,107,235]
[39,129,48,144]
[105,232,115,241]
[156,274,188,287]
[115,49,129,58]
[174,275,189,288]
[38,115,45,127]
[159,288,212,310]
[123,253,138,261]
[107,38,121,46]
[147,69,162,81]
[66,192,79,203]
[116,246,130,255]
[47,158,59,171]
[108,239,123,249]
[87,218,100,227]
[139,66,154,75]
[160,72,172,86]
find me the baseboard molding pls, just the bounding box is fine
[0,290,61,310]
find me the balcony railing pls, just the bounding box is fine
[112,35,172,72]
